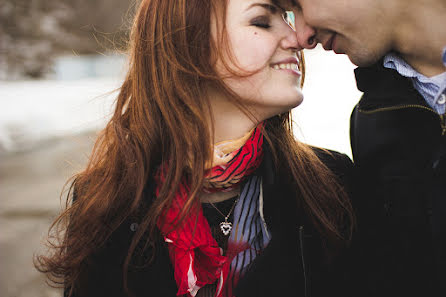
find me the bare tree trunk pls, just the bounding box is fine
[0,0,134,79]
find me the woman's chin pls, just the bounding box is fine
[282,92,304,111]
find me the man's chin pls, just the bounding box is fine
[347,53,382,68]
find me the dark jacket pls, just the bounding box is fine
[350,61,446,296]
[68,147,355,297]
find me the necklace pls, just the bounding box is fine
[210,197,238,236]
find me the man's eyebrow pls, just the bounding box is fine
[245,3,281,14]
[272,0,295,10]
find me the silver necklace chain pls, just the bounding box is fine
[209,197,238,236]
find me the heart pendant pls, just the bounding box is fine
[220,221,233,236]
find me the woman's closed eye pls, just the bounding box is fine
[250,15,271,29]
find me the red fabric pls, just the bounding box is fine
[219,241,251,297]
[155,125,264,296]
[205,126,264,192]
[157,182,225,295]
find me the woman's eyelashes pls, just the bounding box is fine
[250,15,271,29]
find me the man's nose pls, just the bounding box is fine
[294,14,317,49]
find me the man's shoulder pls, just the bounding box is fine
[354,59,411,93]
[353,60,423,111]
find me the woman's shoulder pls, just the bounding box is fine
[311,146,353,178]
[310,147,355,197]
[68,181,176,296]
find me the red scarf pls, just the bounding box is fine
[155,125,264,296]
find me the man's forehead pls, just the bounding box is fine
[272,0,297,10]
[238,0,296,11]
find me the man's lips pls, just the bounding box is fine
[322,33,336,51]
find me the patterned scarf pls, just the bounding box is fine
[155,125,268,296]
[219,175,271,297]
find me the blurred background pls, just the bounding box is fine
[0,1,362,296]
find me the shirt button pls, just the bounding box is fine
[130,223,138,232]
[438,93,446,105]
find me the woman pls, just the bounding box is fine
[36,0,355,296]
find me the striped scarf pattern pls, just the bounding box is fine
[203,125,264,192]
[155,124,266,297]
[219,175,271,297]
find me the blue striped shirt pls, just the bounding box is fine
[383,47,446,115]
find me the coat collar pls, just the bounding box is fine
[354,59,427,111]
[257,141,304,230]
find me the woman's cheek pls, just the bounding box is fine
[233,38,274,72]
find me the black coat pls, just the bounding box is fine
[350,61,446,296]
[68,148,355,297]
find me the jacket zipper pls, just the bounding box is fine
[299,225,308,297]
[358,104,446,135]
[440,114,446,136]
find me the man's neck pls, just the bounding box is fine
[393,0,446,77]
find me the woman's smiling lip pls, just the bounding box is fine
[270,57,301,76]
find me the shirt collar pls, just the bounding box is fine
[442,46,446,67]
[384,47,446,83]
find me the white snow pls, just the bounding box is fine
[0,46,362,156]
[0,78,119,152]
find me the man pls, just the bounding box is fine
[291,0,446,296]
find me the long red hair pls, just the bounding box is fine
[35,0,353,295]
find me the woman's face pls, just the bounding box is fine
[212,0,303,118]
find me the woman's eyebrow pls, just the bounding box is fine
[245,3,281,14]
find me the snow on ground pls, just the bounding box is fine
[0,77,120,152]
[0,46,362,156]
